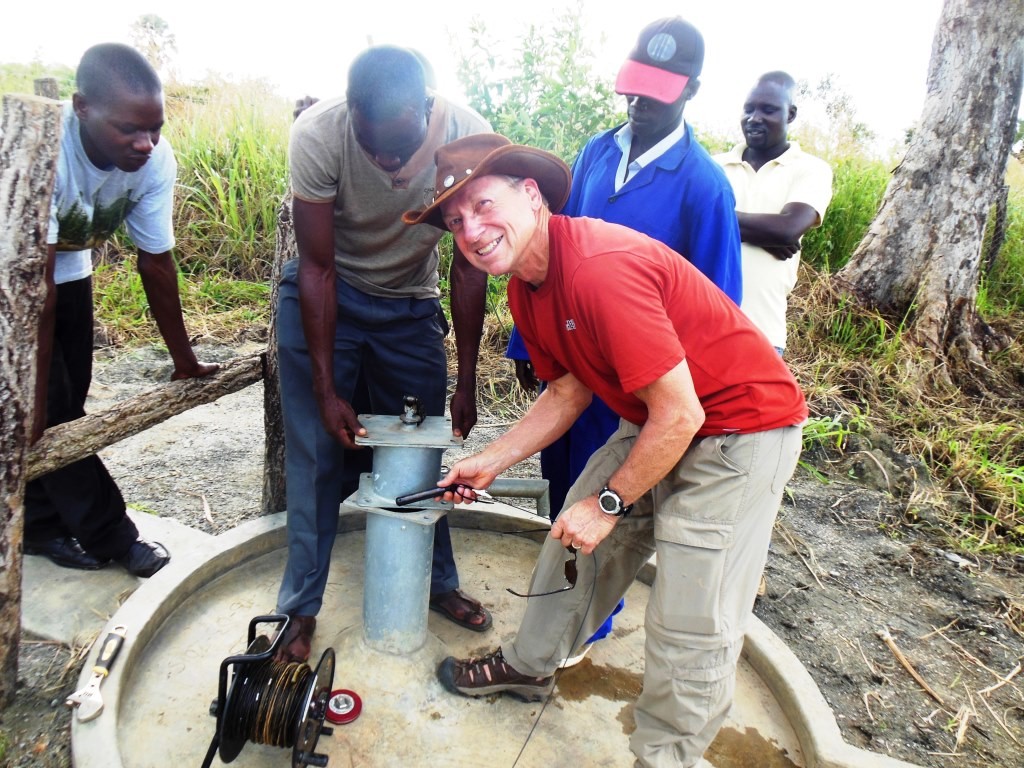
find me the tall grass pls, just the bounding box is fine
[165,80,291,281]
[0,61,74,97]
[787,266,1024,552]
[980,161,1024,314]
[801,154,891,272]
[91,256,270,345]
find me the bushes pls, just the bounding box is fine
[801,154,891,272]
[454,3,623,164]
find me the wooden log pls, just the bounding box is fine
[26,353,265,482]
[261,194,293,515]
[0,94,62,707]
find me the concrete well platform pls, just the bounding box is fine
[27,503,922,768]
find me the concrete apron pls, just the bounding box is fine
[53,503,921,768]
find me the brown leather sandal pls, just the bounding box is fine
[429,589,493,632]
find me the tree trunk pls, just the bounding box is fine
[261,194,293,515]
[836,0,1024,375]
[0,95,62,707]
[25,354,264,482]
[33,78,59,99]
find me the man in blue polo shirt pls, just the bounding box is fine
[506,16,742,655]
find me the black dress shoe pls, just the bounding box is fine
[24,537,107,570]
[116,539,170,578]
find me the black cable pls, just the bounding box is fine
[222,659,313,750]
[511,547,600,767]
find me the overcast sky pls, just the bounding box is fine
[6,0,946,151]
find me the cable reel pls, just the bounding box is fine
[202,615,336,768]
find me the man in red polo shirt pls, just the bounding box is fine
[404,133,808,767]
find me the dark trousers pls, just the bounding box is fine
[275,260,459,617]
[23,277,138,560]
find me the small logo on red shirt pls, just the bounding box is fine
[565,319,577,331]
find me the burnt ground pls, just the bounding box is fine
[1,342,1022,767]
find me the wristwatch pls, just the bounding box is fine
[598,486,632,517]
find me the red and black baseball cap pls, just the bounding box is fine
[615,17,704,104]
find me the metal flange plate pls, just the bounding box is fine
[354,414,463,449]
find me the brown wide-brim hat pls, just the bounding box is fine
[402,133,572,230]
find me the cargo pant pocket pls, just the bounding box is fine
[649,516,734,638]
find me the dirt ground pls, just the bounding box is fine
[2,341,1022,768]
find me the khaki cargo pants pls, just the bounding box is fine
[503,420,803,768]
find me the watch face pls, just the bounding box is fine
[599,490,619,513]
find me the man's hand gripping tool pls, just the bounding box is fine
[395,484,494,506]
[66,624,127,722]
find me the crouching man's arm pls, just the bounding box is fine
[439,371,592,495]
[551,359,705,554]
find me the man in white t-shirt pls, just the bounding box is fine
[26,43,217,577]
[714,71,833,352]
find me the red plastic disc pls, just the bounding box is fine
[326,689,362,724]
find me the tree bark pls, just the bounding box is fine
[261,194,293,515]
[25,354,264,482]
[836,0,1024,374]
[0,95,62,707]
[33,78,59,99]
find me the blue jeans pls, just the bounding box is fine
[275,260,459,617]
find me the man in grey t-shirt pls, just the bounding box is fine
[273,46,493,662]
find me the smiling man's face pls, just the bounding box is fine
[442,174,543,278]
[741,81,794,152]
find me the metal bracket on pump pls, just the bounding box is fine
[349,394,462,512]
[344,394,465,654]
[399,394,425,426]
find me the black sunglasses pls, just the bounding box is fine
[507,546,578,598]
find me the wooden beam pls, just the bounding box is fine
[261,194,293,515]
[26,353,265,482]
[33,78,59,99]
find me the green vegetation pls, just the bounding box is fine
[980,162,1024,314]
[167,80,291,280]
[455,1,623,164]
[788,283,1024,552]
[0,61,74,98]
[3,13,1022,554]
[800,154,891,272]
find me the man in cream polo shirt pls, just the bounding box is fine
[715,71,833,353]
